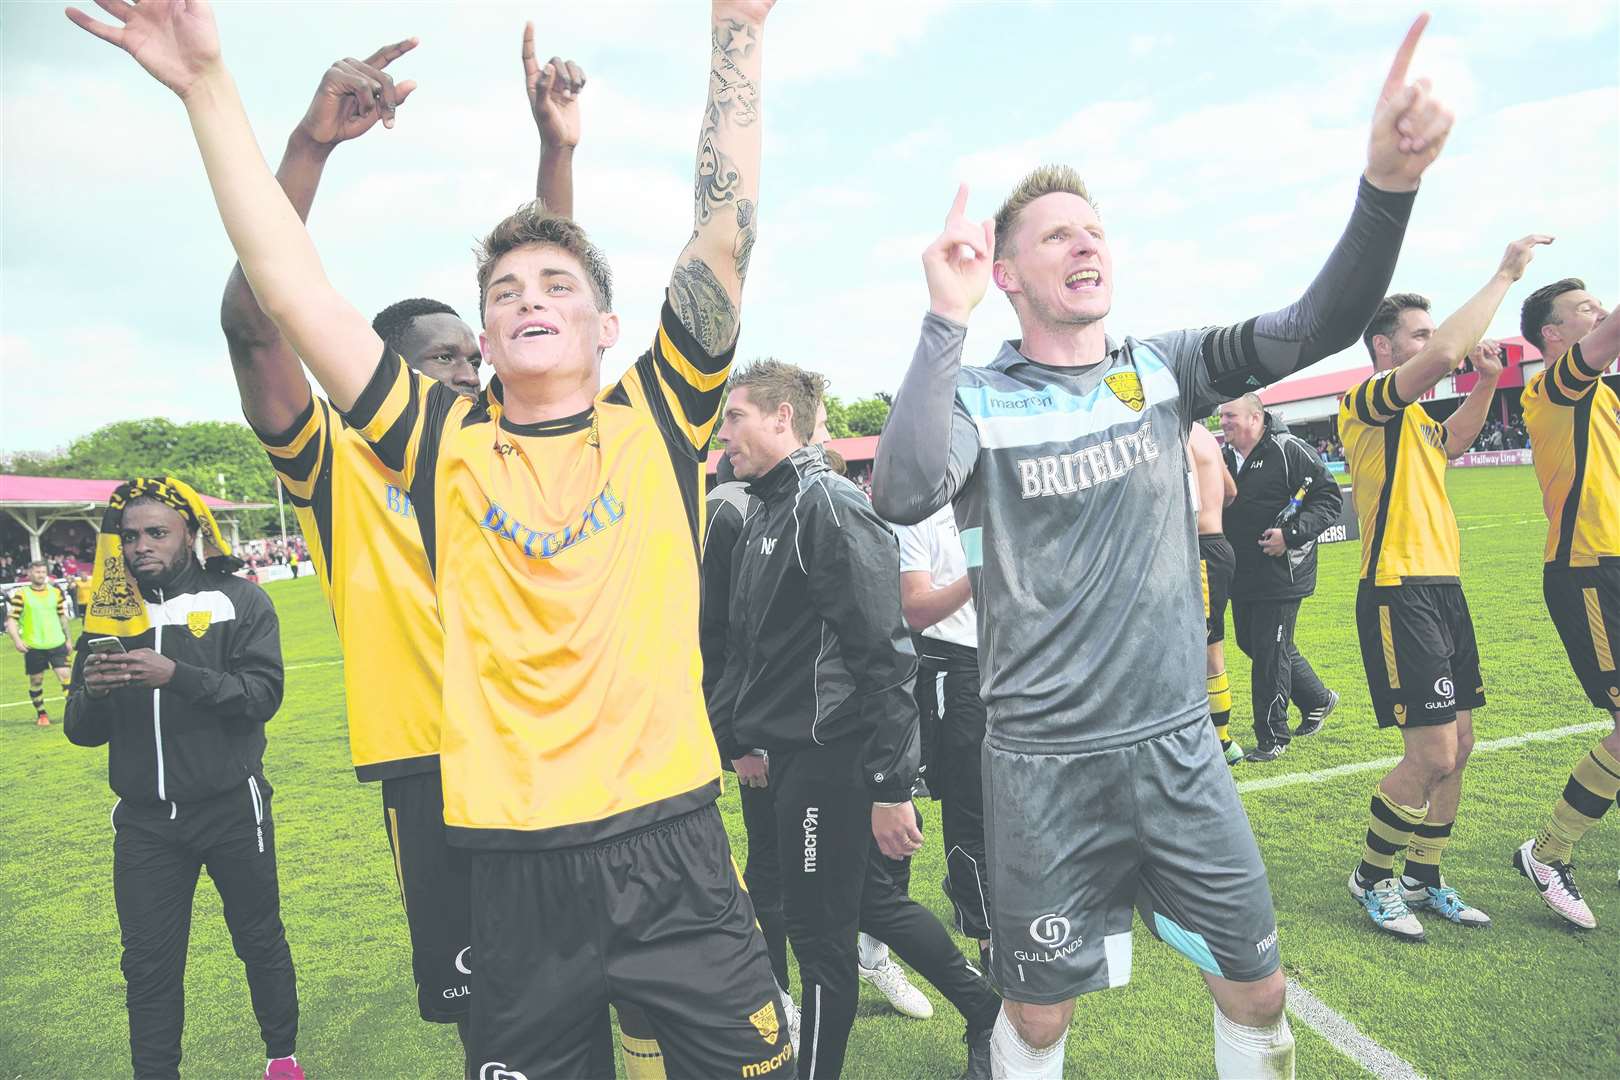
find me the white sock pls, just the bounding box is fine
[990,1009,1065,1080]
[857,932,888,969]
[1213,1006,1294,1079]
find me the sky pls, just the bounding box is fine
[3,0,1616,454]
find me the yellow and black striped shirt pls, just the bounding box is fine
[1522,342,1620,566]
[343,301,731,849]
[256,398,444,780]
[1339,369,1461,585]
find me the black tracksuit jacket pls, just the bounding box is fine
[1221,412,1344,602]
[64,559,284,805]
[708,444,919,801]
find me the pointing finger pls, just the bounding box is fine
[1380,12,1428,104]
[522,22,539,79]
[363,36,418,69]
[947,182,969,225]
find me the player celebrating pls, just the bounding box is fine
[213,32,656,1074]
[874,17,1452,1078]
[1512,279,1620,928]
[67,1,787,1075]
[7,560,73,725]
[1187,423,1243,764]
[1339,236,1550,941]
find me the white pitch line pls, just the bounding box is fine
[1286,977,1426,1080]
[0,659,343,711]
[1237,720,1608,794]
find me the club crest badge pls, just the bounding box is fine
[187,611,212,638]
[1105,371,1145,412]
[748,1002,779,1044]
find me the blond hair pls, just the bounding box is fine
[994,165,1095,259]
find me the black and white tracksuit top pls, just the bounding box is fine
[708,444,920,801]
[64,559,284,806]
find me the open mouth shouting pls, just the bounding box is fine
[511,319,559,340]
[1064,269,1102,291]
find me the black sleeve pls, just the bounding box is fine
[802,483,920,800]
[701,500,749,763]
[1198,178,1416,404]
[1283,439,1343,547]
[63,633,113,747]
[165,584,285,724]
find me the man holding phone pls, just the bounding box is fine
[65,476,302,1080]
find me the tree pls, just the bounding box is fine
[843,396,891,436]
[1,418,283,536]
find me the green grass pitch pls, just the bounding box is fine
[2,465,1615,1078]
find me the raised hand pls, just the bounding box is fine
[294,39,419,148]
[1365,14,1454,193]
[523,23,586,148]
[1496,233,1554,283]
[922,184,995,325]
[65,0,221,99]
[1465,339,1503,378]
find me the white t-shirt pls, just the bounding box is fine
[893,502,977,650]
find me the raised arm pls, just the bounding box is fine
[68,0,392,411]
[1391,236,1551,407]
[1199,16,1454,404]
[522,24,585,217]
[871,185,995,524]
[220,40,418,434]
[666,1,774,356]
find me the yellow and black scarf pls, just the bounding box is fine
[84,476,240,637]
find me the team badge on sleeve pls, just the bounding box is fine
[187,611,212,638]
[748,1001,780,1044]
[1105,371,1145,412]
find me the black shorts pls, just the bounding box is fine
[381,769,473,1023]
[1544,562,1620,713]
[24,645,69,675]
[469,803,790,1080]
[1355,581,1485,728]
[1199,534,1236,645]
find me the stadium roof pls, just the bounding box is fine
[0,475,269,561]
[705,434,880,476]
[0,475,263,511]
[1259,335,1545,407]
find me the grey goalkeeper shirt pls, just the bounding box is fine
[873,177,1414,755]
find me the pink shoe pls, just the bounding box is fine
[264,1057,305,1080]
[1513,838,1596,929]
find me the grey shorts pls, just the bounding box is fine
[983,719,1280,1004]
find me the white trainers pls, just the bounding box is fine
[1400,878,1491,927]
[1348,872,1424,941]
[1512,838,1597,930]
[858,956,934,1019]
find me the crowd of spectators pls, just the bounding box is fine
[1313,438,1345,463]
[237,535,309,571]
[1468,416,1530,452]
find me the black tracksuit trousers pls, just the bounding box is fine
[915,638,992,942]
[1231,597,1331,750]
[772,737,999,1078]
[112,776,298,1079]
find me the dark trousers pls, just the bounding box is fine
[772,738,872,1080]
[112,777,298,1080]
[860,808,1000,1034]
[1232,597,1331,750]
[739,779,790,993]
[917,639,992,941]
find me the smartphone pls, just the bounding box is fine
[86,636,127,655]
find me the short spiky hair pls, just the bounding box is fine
[729,359,828,444]
[371,298,460,358]
[995,165,1095,259]
[475,201,613,322]
[1362,292,1430,360]
[1520,278,1586,354]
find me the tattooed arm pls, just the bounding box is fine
[667,1,774,355]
